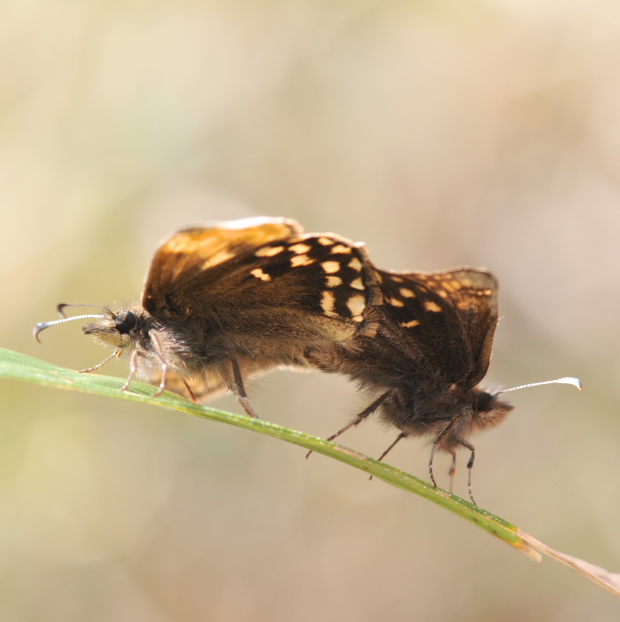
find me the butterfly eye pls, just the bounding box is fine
[475,391,494,412]
[115,311,137,334]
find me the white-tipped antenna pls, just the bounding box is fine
[498,377,582,394]
[34,314,105,343]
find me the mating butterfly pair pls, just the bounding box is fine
[35,217,523,502]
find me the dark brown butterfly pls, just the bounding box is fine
[34,216,382,418]
[306,267,514,500]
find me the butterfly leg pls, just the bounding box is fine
[377,432,407,462]
[429,442,439,489]
[454,435,477,505]
[225,357,260,419]
[368,431,407,480]
[120,350,144,392]
[448,450,457,494]
[306,391,392,458]
[181,379,197,403]
[79,348,122,373]
[429,416,461,490]
[148,330,169,396]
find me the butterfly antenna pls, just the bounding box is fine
[57,303,107,318]
[498,377,582,394]
[34,314,106,343]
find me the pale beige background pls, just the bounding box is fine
[1,1,620,620]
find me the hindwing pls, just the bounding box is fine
[374,268,499,387]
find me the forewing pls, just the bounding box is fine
[143,216,303,309]
[376,268,499,386]
[142,217,380,335]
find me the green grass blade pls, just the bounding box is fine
[0,347,534,557]
[5,347,620,597]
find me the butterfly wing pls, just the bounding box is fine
[144,368,228,402]
[142,216,380,344]
[375,268,499,387]
[143,217,301,304]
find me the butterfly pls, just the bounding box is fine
[34,216,383,419]
[307,266,514,502]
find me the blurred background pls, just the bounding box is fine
[1,0,620,620]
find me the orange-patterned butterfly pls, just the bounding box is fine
[35,216,580,502]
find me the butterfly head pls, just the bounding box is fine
[81,307,148,350]
[432,385,514,448]
[34,303,153,354]
[470,387,514,433]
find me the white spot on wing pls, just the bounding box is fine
[255,245,284,257]
[291,254,315,267]
[348,257,362,271]
[322,261,340,274]
[251,268,272,282]
[331,244,352,254]
[321,291,339,317]
[425,300,442,312]
[347,294,366,318]
[289,243,312,254]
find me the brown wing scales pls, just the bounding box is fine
[375,268,498,387]
[142,218,380,331]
